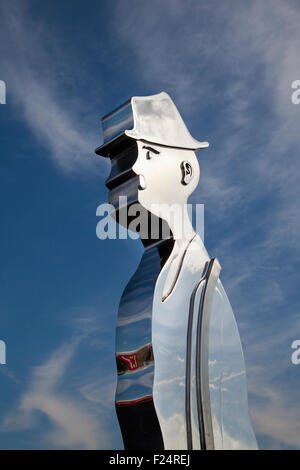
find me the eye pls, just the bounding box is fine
[143,145,160,160]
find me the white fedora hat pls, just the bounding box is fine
[96,91,209,156]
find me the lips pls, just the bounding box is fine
[138,174,147,190]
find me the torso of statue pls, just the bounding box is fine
[115,235,257,450]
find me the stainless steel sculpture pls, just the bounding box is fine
[96,92,258,450]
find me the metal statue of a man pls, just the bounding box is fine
[96,92,257,450]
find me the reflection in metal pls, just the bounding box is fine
[186,258,221,450]
[195,258,221,450]
[114,240,172,449]
[96,92,258,450]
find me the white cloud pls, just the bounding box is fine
[1,334,118,449]
[0,1,102,174]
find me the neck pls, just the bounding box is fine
[159,208,196,301]
[140,205,196,253]
[168,205,196,251]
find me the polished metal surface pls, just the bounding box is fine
[125,92,209,150]
[185,258,222,450]
[96,100,133,157]
[209,282,258,449]
[115,239,173,449]
[152,235,257,450]
[96,91,257,450]
[196,258,221,450]
[96,92,209,157]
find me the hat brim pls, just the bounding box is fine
[95,133,135,158]
[96,133,209,158]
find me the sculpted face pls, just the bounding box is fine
[132,140,200,220]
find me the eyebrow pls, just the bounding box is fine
[142,145,160,154]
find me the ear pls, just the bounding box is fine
[181,161,194,185]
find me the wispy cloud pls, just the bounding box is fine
[1,313,121,449]
[245,312,300,448]
[0,1,102,174]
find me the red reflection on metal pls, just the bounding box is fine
[118,353,138,371]
[116,395,153,407]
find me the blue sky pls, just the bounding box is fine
[0,0,300,449]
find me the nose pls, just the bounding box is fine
[132,149,147,190]
[132,149,143,176]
